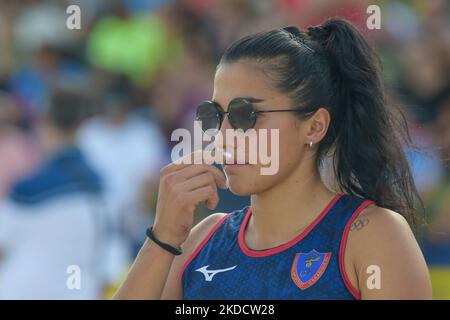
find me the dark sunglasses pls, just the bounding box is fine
[195,97,315,134]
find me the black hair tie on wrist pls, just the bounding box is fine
[146,226,183,256]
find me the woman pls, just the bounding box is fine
[115,18,432,300]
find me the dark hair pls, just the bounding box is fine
[46,90,91,132]
[219,18,423,228]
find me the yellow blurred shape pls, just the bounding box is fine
[429,267,450,300]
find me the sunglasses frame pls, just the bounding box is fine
[195,98,316,133]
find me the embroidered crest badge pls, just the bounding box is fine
[291,249,331,289]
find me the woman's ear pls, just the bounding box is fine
[305,107,330,144]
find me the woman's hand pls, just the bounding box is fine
[152,151,227,249]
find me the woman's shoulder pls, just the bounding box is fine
[345,203,431,298]
[351,203,411,237]
[180,212,229,254]
[182,206,249,249]
[181,206,249,255]
[347,203,415,256]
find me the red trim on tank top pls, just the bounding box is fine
[338,199,375,300]
[179,213,231,285]
[238,193,342,258]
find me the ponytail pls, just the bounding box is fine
[307,19,422,228]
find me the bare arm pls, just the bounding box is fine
[113,238,176,300]
[114,212,226,300]
[345,206,432,299]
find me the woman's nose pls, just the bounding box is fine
[215,114,234,150]
[219,113,233,134]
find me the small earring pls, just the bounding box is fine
[309,141,313,148]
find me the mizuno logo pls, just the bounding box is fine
[195,265,237,281]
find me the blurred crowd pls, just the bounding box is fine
[0,0,449,299]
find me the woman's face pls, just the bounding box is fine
[212,61,316,195]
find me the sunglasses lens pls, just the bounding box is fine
[195,101,221,134]
[228,99,256,131]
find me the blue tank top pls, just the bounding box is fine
[181,193,374,300]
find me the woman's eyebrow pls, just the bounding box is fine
[211,96,265,106]
[234,96,265,103]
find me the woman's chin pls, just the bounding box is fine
[225,177,253,196]
[225,173,265,196]
[224,164,272,195]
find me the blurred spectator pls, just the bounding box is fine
[12,0,73,56]
[397,39,450,124]
[77,84,168,283]
[0,90,40,199]
[10,44,88,119]
[419,92,450,299]
[86,0,182,84]
[0,89,108,299]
